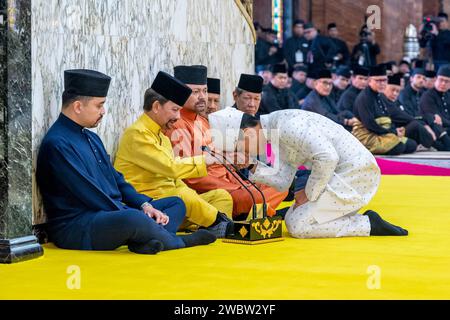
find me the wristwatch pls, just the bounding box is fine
[141,202,153,210]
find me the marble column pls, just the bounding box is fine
[0,0,42,263]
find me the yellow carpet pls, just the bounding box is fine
[1,175,450,300]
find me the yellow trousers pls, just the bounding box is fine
[147,186,233,227]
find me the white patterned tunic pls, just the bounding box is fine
[250,110,380,238]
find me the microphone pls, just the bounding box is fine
[213,148,268,219]
[202,146,267,219]
[202,146,258,219]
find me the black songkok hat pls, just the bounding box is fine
[385,61,397,70]
[174,65,207,85]
[293,65,308,73]
[271,63,288,74]
[336,66,352,78]
[257,64,271,72]
[425,70,437,78]
[411,68,426,76]
[311,69,332,80]
[369,65,387,77]
[64,69,111,97]
[437,65,450,78]
[304,22,315,29]
[237,74,264,94]
[151,71,192,106]
[399,60,410,66]
[328,23,337,30]
[352,66,370,77]
[207,78,221,95]
[387,74,402,86]
[413,59,425,69]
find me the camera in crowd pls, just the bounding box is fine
[421,16,439,41]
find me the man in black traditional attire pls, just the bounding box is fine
[337,66,370,116]
[352,65,417,155]
[420,65,450,135]
[330,66,351,104]
[383,74,437,150]
[259,63,298,115]
[327,23,350,67]
[302,69,357,131]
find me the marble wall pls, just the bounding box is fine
[32,0,255,224]
[0,0,32,239]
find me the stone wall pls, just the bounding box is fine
[31,0,255,224]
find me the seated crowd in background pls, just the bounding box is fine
[251,17,450,155]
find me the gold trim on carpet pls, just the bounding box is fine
[222,238,285,245]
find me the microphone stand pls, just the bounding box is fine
[202,146,283,244]
[202,146,258,220]
[212,149,268,219]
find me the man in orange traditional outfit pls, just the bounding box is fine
[165,66,288,219]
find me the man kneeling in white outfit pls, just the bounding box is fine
[208,107,408,239]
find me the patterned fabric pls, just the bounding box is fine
[208,107,245,152]
[351,117,403,154]
[285,206,370,238]
[250,110,380,230]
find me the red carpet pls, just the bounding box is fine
[269,144,450,177]
[376,158,450,176]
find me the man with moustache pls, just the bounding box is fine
[420,65,450,135]
[399,68,427,118]
[37,69,216,254]
[115,70,234,238]
[203,77,221,117]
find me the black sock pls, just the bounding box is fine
[210,212,231,227]
[128,240,164,254]
[180,229,217,247]
[364,210,408,236]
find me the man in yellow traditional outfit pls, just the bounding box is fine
[114,71,234,238]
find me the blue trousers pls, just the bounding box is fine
[49,197,186,251]
[294,169,311,192]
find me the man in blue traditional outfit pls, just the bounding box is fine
[36,69,216,254]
